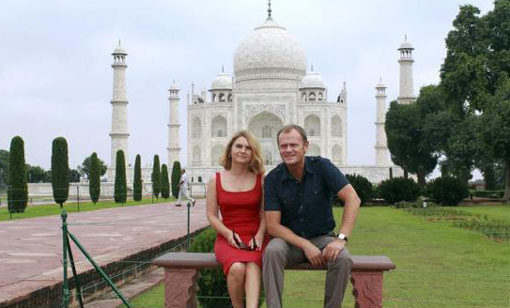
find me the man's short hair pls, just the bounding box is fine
[277,124,308,145]
[182,169,186,173]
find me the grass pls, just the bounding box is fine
[125,205,510,308]
[0,196,176,221]
[459,204,510,223]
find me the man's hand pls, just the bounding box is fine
[323,239,345,262]
[302,240,325,267]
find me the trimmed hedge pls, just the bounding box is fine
[189,228,230,308]
[377,177,421,204]
[426,176,468,206]
[8,136,28,213]
[345,174,373,205]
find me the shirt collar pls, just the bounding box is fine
[279,157,315,182]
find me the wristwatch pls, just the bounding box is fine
[337,233,348,242]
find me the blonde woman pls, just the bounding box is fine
[206,130,268,308]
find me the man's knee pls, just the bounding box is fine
[263,238,288,264]
[328,250,352,271]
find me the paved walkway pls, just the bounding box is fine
[0,200,208,306]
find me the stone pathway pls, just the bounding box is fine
[0,200,208,306]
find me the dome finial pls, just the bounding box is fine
[222,65,224,73]
[311,63,314,72]
[267,0,272,20]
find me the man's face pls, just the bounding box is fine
[278,129,308,167]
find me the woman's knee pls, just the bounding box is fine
[228,262,247,279]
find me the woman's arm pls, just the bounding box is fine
[206,176,240,248]
[253,175,266,250]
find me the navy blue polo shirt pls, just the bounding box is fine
[264,156,349,239]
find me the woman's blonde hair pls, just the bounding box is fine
[220,130,265,174]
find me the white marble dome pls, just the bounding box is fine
[300,71,325,89]
[233,18,307,81]
[211,72,232,90]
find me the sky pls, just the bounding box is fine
[0,0,494,176]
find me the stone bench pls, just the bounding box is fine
[153,252,396,308]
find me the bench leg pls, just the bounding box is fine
[164,268,200,308]
[350,271,383,308]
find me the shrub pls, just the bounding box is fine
[152,155,160,199]
[8,136,28,213]
[426,176,468,206]
[345,174,373,205]
[377,177,421,204]
[160,164,170,199]
[89,152,101,204]
[51,137,69,208]
[114,150,127,204]
[189,228,230,308]
[171,161,181,199]
[133,154,142,201]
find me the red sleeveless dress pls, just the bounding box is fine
[214,172,269,276]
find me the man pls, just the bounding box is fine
[263,124,360,308]
[176,169,195,207]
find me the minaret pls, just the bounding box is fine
[375,78,389,166]
[109,41,129,177]
[397,35,416,104]
[167,81,181,169]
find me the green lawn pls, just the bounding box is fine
[0,197,176,221]
[127,205,510,308]
[459,204,510,223]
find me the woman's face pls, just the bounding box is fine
[231,136,253,165]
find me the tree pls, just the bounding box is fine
[51,137,69,208]
[27,165,51,183]
[114,150,127,204]
[152,155,160,199]
[438,1,510,195]
[171,161,182,199]
[69,169,81,183]
[133,154,142,201]
[0,149,10,187]
[89,152,101,204]
[385,90,438,187]
[160,164,170,199]
[78,155,107,179]
[7,137,28,213]
[479,78,510,200]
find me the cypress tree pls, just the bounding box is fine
[88,152,101,204]
[171,161,181,199]
[51,137,69,208]
[7,136,28,213]
[161,164,170,199]
[133,154,142,201]
[114,150,127,204]
[152,155,160,199]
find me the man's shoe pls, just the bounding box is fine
[175,203,182,207]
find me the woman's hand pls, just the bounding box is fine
[250,231,264,251]
[226,230,242,249]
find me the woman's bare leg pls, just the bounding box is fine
[227,262,247,308]
[244,262,261,308]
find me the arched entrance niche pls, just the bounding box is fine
[248,111,283,166]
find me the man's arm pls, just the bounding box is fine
[322,184,360,261]
[337,184,360,238]
[265,211,326,267]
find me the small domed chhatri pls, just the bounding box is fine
[300,66,326,89]
[211,68,232,90]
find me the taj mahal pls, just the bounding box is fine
[106,5,417,185]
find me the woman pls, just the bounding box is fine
[206,130,268,308]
